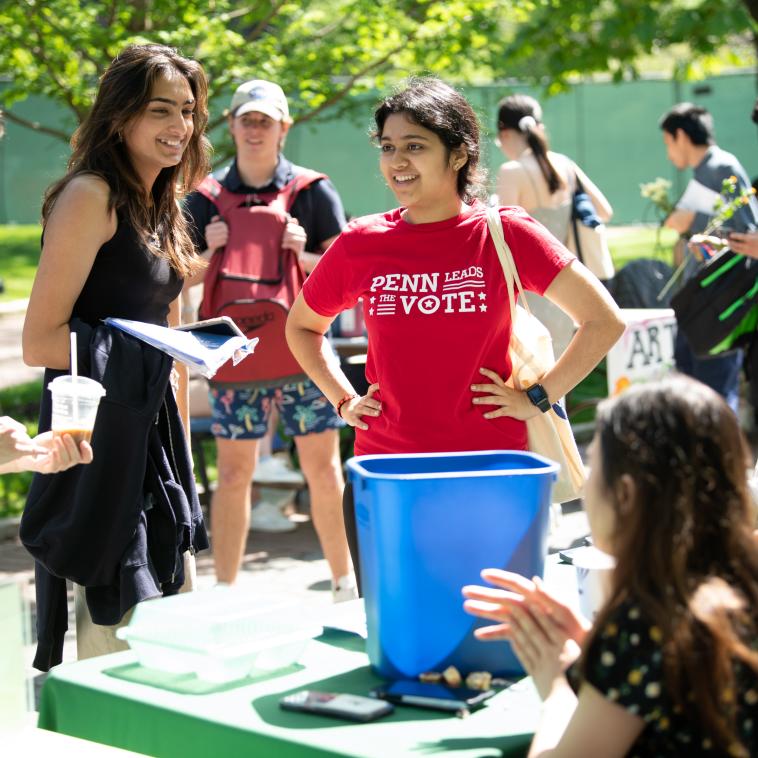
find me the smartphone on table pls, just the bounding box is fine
[280,690,394,722]
[370,680,495,713]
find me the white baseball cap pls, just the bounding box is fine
[229,80,291,123]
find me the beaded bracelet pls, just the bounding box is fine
[336,393,358,418]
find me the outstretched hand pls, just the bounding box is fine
[340,384,382,431]
[24,431,94,474]
[0,416,47,468]
[462,569,591,644]
[507,601,582,700]
[462,569,588,700]
[0,421,93,475]
[471,368,538,421]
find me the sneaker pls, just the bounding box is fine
[250,502,296,533]
[253,455,305,486]
[332,574,359,603]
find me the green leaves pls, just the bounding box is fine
[704,177,757,235]
[0,0,513,133]
[0,0,754,144]
[503,0,755,92]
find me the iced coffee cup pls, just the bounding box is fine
[48,376,106,445]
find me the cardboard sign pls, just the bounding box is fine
[606,309,677,396]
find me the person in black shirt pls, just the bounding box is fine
[23,44,211,665]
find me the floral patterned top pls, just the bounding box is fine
[567,599,758,757]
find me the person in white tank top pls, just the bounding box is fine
[494,94,613,356]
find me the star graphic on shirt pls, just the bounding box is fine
[370,296,376,304]
[369,308,374,316]
[480,304,488,312]
[478,292,486,300]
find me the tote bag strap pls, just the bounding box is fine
[569,162,586,264]
[485,206,532,322]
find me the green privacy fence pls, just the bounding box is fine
[2,72,756,225]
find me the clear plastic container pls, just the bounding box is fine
[572,546,616,621]
[116,588,322,683]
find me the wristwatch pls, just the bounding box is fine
[525,383,551,413]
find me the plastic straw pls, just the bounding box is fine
[70,331,78,379]
[70,331,78,425]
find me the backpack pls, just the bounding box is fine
[671,249,758,357]
[605,258,674,309]
[197,169,326,383]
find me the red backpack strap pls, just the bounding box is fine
[196,175,222,201]
[196,175,241,218]
[278,170,328,213]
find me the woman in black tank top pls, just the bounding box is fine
[21,44,212,667]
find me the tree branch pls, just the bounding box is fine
[23,8,88,122]
[127,0,153,33]
[1,109,70,142]
[39,8,110,74]
[312,16,349,40]
[742,0,758,25]
[295,40,411,126]
[219,5,258,23]
[246,0,289,43]
[104,0,118,29]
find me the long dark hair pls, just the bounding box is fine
[42,44,211,277]
[584,375,758,755]
[373,77,486,204]
[497,94,563,194]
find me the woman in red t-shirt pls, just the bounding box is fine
[286,77,623,458]
[286,77,623,588]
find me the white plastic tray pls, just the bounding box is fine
[116,588,322,682]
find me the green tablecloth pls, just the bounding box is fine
[38,559,582,757]
[38,628,541,758]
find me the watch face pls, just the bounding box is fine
[527,384,546,403]
[527,384,550,411]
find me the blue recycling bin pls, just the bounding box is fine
[346,450,559,679]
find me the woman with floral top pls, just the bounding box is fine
[464,375,758,757]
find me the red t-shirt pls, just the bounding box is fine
[303,203,573,456]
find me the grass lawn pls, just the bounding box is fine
[608,224,677,269]
[0,225,41,302]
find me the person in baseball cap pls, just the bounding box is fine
[183,77,352,595]
[228,79,293,123]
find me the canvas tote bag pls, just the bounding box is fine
[486,206,586,503]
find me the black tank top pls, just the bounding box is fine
[72,215,182,326]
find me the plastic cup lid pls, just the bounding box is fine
[48,375,107,398]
